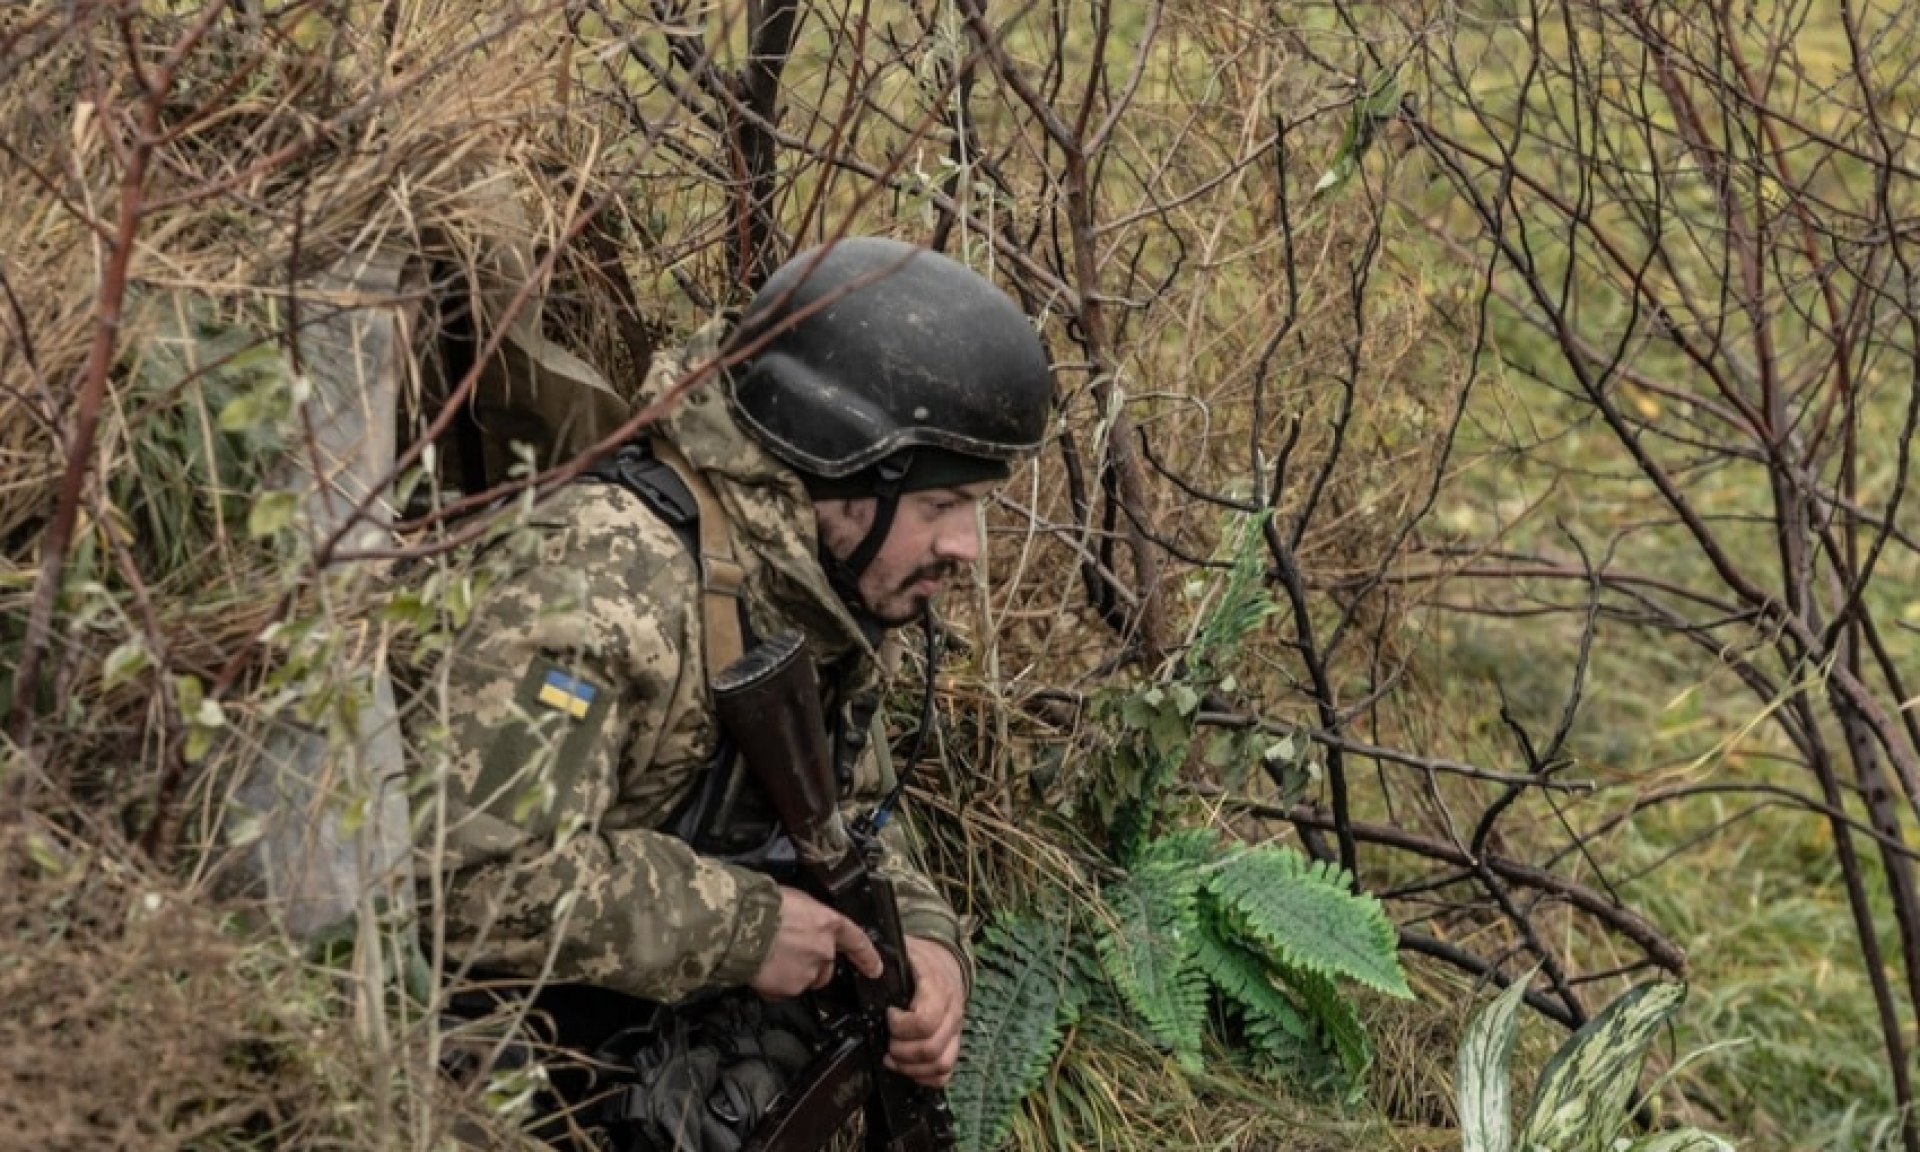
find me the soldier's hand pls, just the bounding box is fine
[751,886,883,999]
[884,936,966,1088]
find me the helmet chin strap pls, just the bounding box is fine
[820,453,911,623]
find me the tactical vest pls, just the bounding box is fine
[579,440,876,868]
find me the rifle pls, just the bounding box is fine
[712,630,956,1152]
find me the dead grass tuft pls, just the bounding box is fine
[1,817,313,1152]
[0,813,534,1152]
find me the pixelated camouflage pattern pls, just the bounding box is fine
[413,320,966,1004]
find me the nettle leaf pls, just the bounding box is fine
[1520,980,1688,1152]
[1458,969,1537,1152]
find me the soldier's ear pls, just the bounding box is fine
[812,496,878,543]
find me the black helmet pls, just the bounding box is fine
[725,238,1052,487]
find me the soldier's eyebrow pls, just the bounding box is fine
[921,487,983,505]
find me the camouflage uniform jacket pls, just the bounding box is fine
[416,322,966,1004]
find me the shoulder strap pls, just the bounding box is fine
[650,438,747,675]
[583,440,748,675]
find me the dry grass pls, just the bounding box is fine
[0,813,524,1152]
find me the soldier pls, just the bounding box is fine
[412,237,1053,1149]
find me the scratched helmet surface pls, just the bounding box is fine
[724,237,1053,479]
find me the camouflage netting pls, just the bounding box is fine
[1,1,663,805]
[0,5,665,1144]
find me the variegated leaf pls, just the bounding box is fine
[1520,981,1687,1152]
[1625,1129,1736,1152]
[1459,970,1537,1152]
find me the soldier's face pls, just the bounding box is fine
[815,482,995,625]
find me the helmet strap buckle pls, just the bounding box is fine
[871,453,911,498]
[822,452,912,618]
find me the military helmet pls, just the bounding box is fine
[725,237,1053,486]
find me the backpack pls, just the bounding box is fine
[230,182,748,945]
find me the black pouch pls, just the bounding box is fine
[592,993,824,1152]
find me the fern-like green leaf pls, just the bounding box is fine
[1281,963,1373,1090]
[1189,510,1279,680]
[1519,980,1688,1152]
[1095,861,1209,1070]
[1207,847,1411,999]
[1458,969,1537,1152]
[1140,826,1224,869]
[1192,915,1310,1069]
[951,915,1091,1152]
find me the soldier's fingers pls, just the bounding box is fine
[886,1004,935,1041]
[884,1035,959,1087]
[932,1032,961,1078]
[886,1018,954,1064]
[833,917,884,978]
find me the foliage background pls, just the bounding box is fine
[3,1,1918,1150]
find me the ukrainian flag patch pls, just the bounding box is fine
[536,668,599,719]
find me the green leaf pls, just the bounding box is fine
[510,778,556,823]
[1458,969,1537,1152]
[1311,66,1403,201]
[184,723,217,764]
[216,365,292,434]
[101,639,152,692]
[1207,846,1411,999]
[1520,981,1688,1152]
[216,386,268,433]
[1202,730,1243,769]
[380,589,435,629]
[951,915,1089,1152]
[446,575,476,628]
[1624,1129,1736,1152]
[1140,826,1223,869]
[248,490,300,538]
[226,809,265,849]
[1189,511,1278,676]
[1362,69,1404,118]
[194,696,228,731]
[1192,918,1312,1070]
[1096,860,1209,1070]
[485,1063,551,1122]
[1281,963,1372,1092]
[25,831,72,878]
[173,673,205,718]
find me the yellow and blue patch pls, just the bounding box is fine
[535,669,599,720]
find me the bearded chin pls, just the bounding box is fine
[864,565,955,628]
[867,591,932,629]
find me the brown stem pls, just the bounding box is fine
[11,2,231,758]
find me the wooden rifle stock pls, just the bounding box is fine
[712,631,955,1152]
